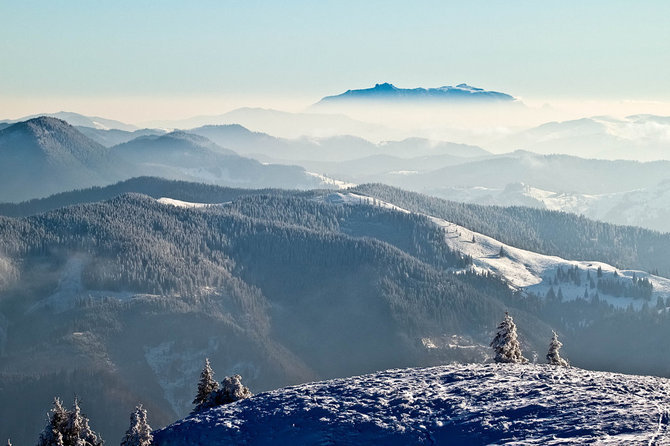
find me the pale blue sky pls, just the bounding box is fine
[2,1,669,119]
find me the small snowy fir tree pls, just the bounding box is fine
[193,358,219,406]
[196,374,253,412]
[64,398,103,446]
[546,331,569,366]
[120,405,153,446]
[38,398,69,446]
[490,312,528,364]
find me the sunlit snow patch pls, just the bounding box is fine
[157,197,220,208]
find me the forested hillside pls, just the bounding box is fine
[4,177,670,277]
[353,184,670,277]
[2,187,670,443]
[0,193,518,444]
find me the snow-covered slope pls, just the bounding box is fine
[322,192,670,310]
[154,363,670,445]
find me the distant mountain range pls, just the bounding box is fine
[427,181,670,234]
[0,111,138,131]
[76,126,166,147]
[188,124,489,163]
[0,117,326,201]
[315,83,517,105]
[490,115,670,161]
[141,107,387,139]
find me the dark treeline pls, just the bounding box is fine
[0,176,313,218]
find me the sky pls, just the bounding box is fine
[2,0,670,123]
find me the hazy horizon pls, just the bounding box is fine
[3,1,670,125]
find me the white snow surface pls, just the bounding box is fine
[157,197,220,208]
[322,192,670,309]
[306,171,357,189]
[154,363,670,445]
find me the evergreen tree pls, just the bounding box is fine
[546,331,569,366]
[38,398,69,446]
[64,398,103,446]
[195,374,253,413]
[193,358,219,408]
[120,405,152,446]
[499,246,506,258]
[546,287,556,300]
[490,312,527,364]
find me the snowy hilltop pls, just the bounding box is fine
[153,363,670,445]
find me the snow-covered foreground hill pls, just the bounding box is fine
[153,363,670,445]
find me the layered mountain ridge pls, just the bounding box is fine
[0,117,326,201]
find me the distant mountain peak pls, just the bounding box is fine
[372,82,398,91]
[1,116,104,150]
[316,83,517,106]
[7,111,138,131]
[21,115,70,129]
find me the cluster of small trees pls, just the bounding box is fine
[32,360,251,445]
[35,399,152,446]
[490,312,568,367]
[191,359,252,414]
[37,398,103,446]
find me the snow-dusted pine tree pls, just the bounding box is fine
[193,358,219,407]
[490,312,528,364]
[546,331,569,366]
[37,398,69,446]
[64,398,102,446]
[121,405,153,446]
